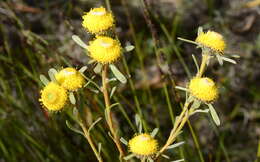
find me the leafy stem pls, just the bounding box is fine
[79,122,103,162]
[102,64,125,159]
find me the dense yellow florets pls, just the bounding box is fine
[88,36,121,64]
[55,67,85,91]
[129,133,158,157]
[82,7,114,34]
[189,77,218,102]
[39,82,67,111]
[195,31,226,53]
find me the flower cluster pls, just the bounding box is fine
[82,7,122,64]
[39,67,85,111]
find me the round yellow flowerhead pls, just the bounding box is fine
[88,36,122,64]
[189,77,218,103]
[82,7,114,34]
[195,31,226,53]
[39,82,67,111]
[55,67,85,91]
[129,133,158,157]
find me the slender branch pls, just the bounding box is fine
[102,65,125,159]
[156,99,192,159]
[79,123,103,162]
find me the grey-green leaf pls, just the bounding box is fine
[94,63,102,74]
[88,117,102,134]
[66,120,84,136]
[198,26,203,36]
[120,137,128,145]
[98,143,102,155]
[48,69,57,82]
[150,128,159,138]
[208,104,220,126]
[69,92,76,105]
[124,154,135,161]
[109,64,127,84]
[72,35,88,49]
[125,45,135,52]
[40,74,49,86]
[110,86,117,98]
[167,141,185,150]
[79,66,88,73]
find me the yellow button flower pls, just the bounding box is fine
[82,7,114,34]
[88,36,121,64]
[55,67,85,91]
[189,77,218,102]
[195,31,226,53]
[39,82,67,111]
[129,133,158,157]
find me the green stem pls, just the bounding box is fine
[105,0,111,12]
[197,53,210,77]
[79,123,103,162]
[156,99,192,158]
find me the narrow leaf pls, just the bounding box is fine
[222,56,237,64]
[125,45,135,52]
[135,114,141,128]
[167,141,185,150]
[120,137,128,145]
[69,92,76,105]
[175,86,188,92]
[98,143,102,155]
[108,103,119,110]
[150,128,159,138]
[72,35,88,49]
[162,154,170,159]
[66,120,84,136]
[110,86,117,98]
[216,54,223,65]
[208,104,220,126]
[49,68,57,75]
[124,154,135,161]
[138,121,142,133]
[192,54,199,73]
[94,63,102,74]
[177,37,198,45]
[198,26,203,36]
[109,64,127,84]
[39,74,49,86]
[48,69,57,82]
[79,66,88,73]
[171,159,184,162]
[88,117,102,134]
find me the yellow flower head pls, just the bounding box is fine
[195,31,226,53]
[82,7,114,34]
[129,133,158,157]
[39,82,67,111]
[88,36,121,64]
[55,67,85,91]
[189,77,218,102]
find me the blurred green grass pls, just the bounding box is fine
[0,0,260,161]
